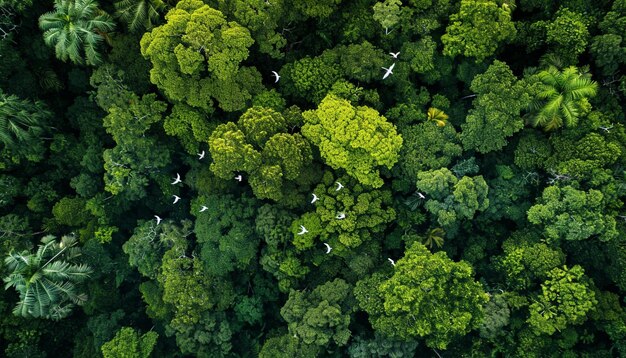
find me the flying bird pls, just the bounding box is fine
[197,151,205,159]
[297,225,308,235]
[382,63,396,79]
[335,181,344,191]
[389,51,400,58]
[599,125,613,132]
[172,195,181,204]
[271,71,280,83]
[154,215,162,225]
[417,192,426,199]
[323,243,332,254]
[235,175,243,182]
[171,173,182,185]
[336,212,346,220]
[311,193,319,204]
[388,258,396,266]
[199,205,208,212]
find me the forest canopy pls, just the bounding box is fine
[1,0,626,357]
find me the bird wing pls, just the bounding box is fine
[389,63,396,71]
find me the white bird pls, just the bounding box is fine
[311,193,319,204]
[417,192,426,199]
[323,243,332,254]
[600,125,613,132]
[297,225,308,235]
[271,71,280,83]
[171,173,182,185]
[389,51,400,58]
[172,195,181,204]
[382,63,396,79]
[388,258,396,266]
[336,212,346,220]
[154,215,162,225]
[235,174,243,182]
[199,205,208,212]
[198,151,205,159]
[335,181,344,191]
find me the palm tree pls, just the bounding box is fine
[38,0,116,66]
[0,90,51,150]
[528,66,598,131]
[427,107,448,127]
[420,227,445,249]
[3,234,92,320]
[114,0,165,33]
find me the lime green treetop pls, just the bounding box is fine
[356,242,488,349]
[302,94,402,188]
[140,0,262,112]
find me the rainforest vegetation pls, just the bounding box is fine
[2,0,626,356]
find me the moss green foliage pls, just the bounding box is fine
[208,106,313,201]
[527,185,618,243]
[292,172,396,255]
[416,168,489,232]
[528,265,597,335]
[460,60,531,153]
[101,327,158,358]
[441,0,516,61]
[302,94,402,188]
[3,0,626,356]
[140,0,261,112]
[357,242,488,349]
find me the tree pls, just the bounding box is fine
[479,293,510,341]
[291,0,343,18]
[39,0,116,66]
[416,168,489,232]
[281,56,342,104]
[493,231,565,291]
[460,60,531,153]
[528,265,597,335]
[193,194,259,276]
[259,333,319,358]
[545,8,589,64]
[0,89,51,161]
[302,94,403,188]
[228,0,288,58]
[396,121,462,189]
[441,0,516,61]
[527,66,598,131]
[208,106,313,201]
[527,185,618,243]
[140,0,262,112]
[372,0,402,33]
[102,93,170,201]
[291,172,396,256]
[3,234,92,320]
[357,242,488,349]
[114,0,165,33]
[163,103,214,154]
[280,279,354,347]
[101,327,158,358]
[348,332,418,358]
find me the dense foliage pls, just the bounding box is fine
[1,0,626,356]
